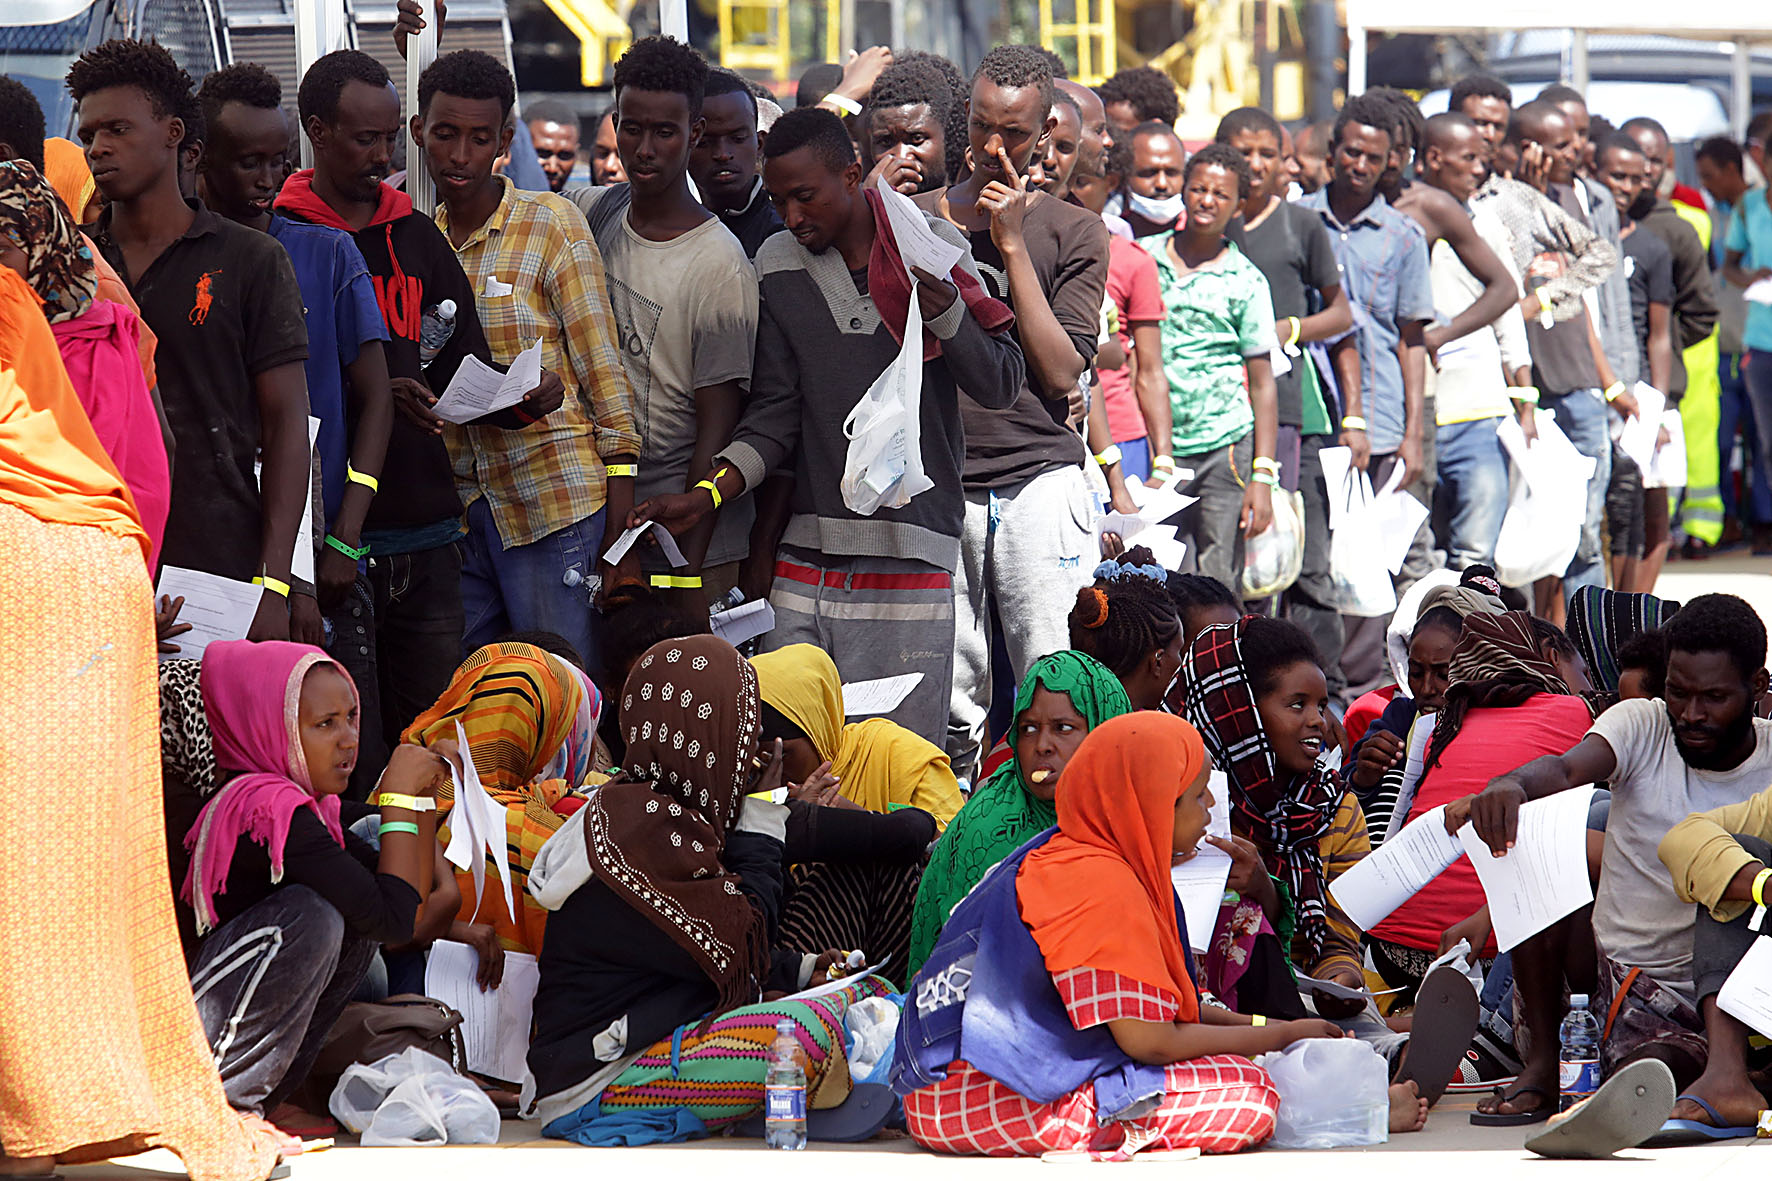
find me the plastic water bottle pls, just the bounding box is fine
[764,1019,807,1149]
[418,299,457,367]
[1558,994,1603,1110]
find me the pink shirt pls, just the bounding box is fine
[1100,235,1163,444]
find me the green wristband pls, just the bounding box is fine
[326,534,371,560]
[379,820,420,838]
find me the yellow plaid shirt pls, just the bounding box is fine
[437,176,640,547]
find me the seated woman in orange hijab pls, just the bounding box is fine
[893,713,1358,1158]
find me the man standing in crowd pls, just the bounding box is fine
[1121,122,1188,237]
[524,99,581,193]
[591,109,626,185]
[1097,65,1178,138]
[859,58,956,197]
[196,61,397,788]
[915,47,1109,779]
[73,39,312,643]
[275,48,492,752]
[1465,595,1772,1126]
[1721,132,1772,558]
[632,109,1025,744]
[1299,94,1433,696]
[411,48,641,668]
[687,68,785,256]
[568,37,759,609]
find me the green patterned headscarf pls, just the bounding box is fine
[906,651,1132,977]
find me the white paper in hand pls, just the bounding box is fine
[1717,935,1772,1039]
[709,599,775,646]
[1457,787,1596,952]
[154,566,262,661]
[842,672,924,716]
[1612,384,1665,475]
[1743,275,1772,306]
[874,175,964,277]
[1329,805,1464,930]
[601,521,686,568]
[1171,774,1234,951]
[1646,408,1687,489]
[431,338,544,424]
[1369,461,1430,575]
[423,939,540,1083]
[442,720,516,924]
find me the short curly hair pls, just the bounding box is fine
[417,49,515,119]
[1664,593,1769,685]
[1366,86,1424,155]
[893,50,969,184]
[1022,43,1067,79]
[865,58,954,127]
[1185,141,1252,198]
[0,76,47,171]
[1332,92,1398,150]
[613,35,709,117]
[198,62,282,136]
[67,38,193,122]
[298,49,391,128]
[761,106,856,173]
[972,45,1055,123]
[703,68,758,119]
[1098,65,1178,126]
[1448,73,1510,114]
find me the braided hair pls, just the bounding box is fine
[1068,547,1181,678]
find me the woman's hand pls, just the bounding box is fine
[1439,908,1492,957]
[1279,1018,1348,1048]
[753,737,786,796]
[787,760,840,803]
[453,920,505,991]
[383,742,453,799]
[156,594,192,654]
[1309,968,1368,1021]
[1352,729,1405,790]
[1210,835,1278,915]
[811,948,850,980]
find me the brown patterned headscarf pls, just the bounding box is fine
[583,635,768,1015]
[0,160,97,323]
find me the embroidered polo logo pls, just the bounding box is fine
[189,269,222,324]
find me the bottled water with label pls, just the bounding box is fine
[764,1018,807,1149]
[418,299,457,367]
[1558,994,1603,1110]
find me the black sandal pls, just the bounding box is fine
[1470,1083,1554,1126]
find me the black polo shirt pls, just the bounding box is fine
[94,201,308,579]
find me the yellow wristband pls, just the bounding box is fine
[650,574,703,589]
[1252,456,1281,475]
[1151,455,1176,472]
[1512,386,1541,405]
[1094,444,1123,468]
[1604,381,1627,403]
[345,463,379,494]
[1284,316,1302,350]
[823,92,862,116]
[1753,867,1772,909]
[251,575,290,598]
[1251,1015,1267,1027]
[696,479,723,509]
[374,792,438,813]
[606,463,637,478]
[1340,416,1368,432]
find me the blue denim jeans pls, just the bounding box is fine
[459,496,602,671]
[1433,416,1510,571]
[1542,388,1612,598]
[1718,353,1772,523]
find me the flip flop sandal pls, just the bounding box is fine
[1470,1083,1554,1126]
[1392,964,1479,1107]
[1524,1059,1676,1159]
[1641,1092,1761,1147]
[1444,1032,1523,1094]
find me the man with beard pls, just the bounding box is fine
[1460,594,1772,1126]
[523,100,580,193]
[686,68,783,257]
[859,58,954,197]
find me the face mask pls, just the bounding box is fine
[1127,188,1186,225]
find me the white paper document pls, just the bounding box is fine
[709,598,775,647]
[785,961,887,1003]
[874,175,965,277]
[1717,934,1772,1039]
[154,566,262,661]
[430,338,544,424]
[1329,805,1464,930]
[1458,787,1596,952]
[1123,476,1197,524]
[423,939,540,1083]
[252,415,321,586]
[600,520,687,568]
[842,672,924,717]
[1646,409,1687,489]
[1383,718,1438,845]
[1171,774,1233,951]
[1318,447,1354,530]
[1612,384,1667,476]
[1369,461,1430,575]
[1297,973,1404,1002]
[1744,275,1772,306]
[442,720,516,924]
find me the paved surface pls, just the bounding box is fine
[1654,551,1772,619]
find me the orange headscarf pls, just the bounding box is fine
[1016,711,1206,1022]
[0,267,145,559]
[42,137,97,225]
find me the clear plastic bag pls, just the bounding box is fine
[329,1046,500,1146]
[1256,1037,1389,1148]
[843,995,902,1085]
[1241,488,1305,599]
[840,283,933,516]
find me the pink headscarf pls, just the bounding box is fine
[182,641,357,935]
[51,300,169,567]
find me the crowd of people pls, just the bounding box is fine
[3,23,1772,1174]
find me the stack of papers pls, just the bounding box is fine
[431,339,544,424]
[1170,773,1234,951]
[423,939,541,1084]
[442,719,516,923]
[709,599,775,646]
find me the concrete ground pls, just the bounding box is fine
[56,551,1771,1180]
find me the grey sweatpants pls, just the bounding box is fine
[760,547,956,747]
[1174,433,1254,594]
[947,465,1097,782]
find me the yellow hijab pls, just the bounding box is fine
[752,644,961,830]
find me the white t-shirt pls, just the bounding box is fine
[1589,697,1772,1003]
[575,186,760,567]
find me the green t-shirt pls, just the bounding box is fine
[1144,233,1274,456]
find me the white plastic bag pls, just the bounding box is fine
[843,996,902,1085]
[1256,1038,1390,1148]
[840,283,934,516]
[1493,412,1594,588]
[1241,487,1305,599]
[329,1046,500,1146]
[1328,469,1396,617]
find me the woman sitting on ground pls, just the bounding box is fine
[403,639,604,961]
[752,643,954,986]
[897,712,1358,1157]
[907,651,1131,978]
[182,641,452,1142]
[525,636,879,1143]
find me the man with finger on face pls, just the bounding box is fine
[913,46,1113,782]
[859,58,954,197]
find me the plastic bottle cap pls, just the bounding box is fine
[1570,994,1589,1007]
[438,299,456,319]
[776,1018,795,1033]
